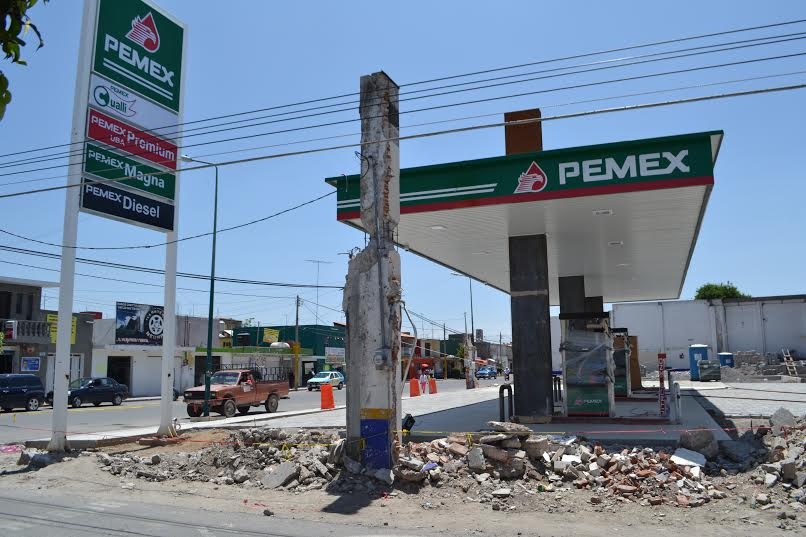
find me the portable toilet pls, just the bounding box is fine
[718,352,735,368]
[689,344,710,381]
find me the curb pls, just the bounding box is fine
[23,404,348,450]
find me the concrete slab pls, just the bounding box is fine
[686,382,806,418]
[412,395,728,445]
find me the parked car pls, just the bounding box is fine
[46,377,129,408]
[307,371,345,391]
[475,366,497,380]
[183,369,289,418]
[0,374,45,412]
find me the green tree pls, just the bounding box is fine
[1,0,48,121]
[694,282,750,300]
[456,344,465,359]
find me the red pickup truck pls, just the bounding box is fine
[183,369,289,418]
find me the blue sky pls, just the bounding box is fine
[1,0,805,342]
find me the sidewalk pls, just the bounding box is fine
[25,385,501,449]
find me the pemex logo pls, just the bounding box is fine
[125,12,160,53]
[514,161,548,194]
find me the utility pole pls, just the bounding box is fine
[343,71,401,470]
[294,295,300,390]
[306,259,332,324]
[443,322,447,380]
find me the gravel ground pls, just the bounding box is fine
[1,426,805,536]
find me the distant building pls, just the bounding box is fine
[0,276,94,392]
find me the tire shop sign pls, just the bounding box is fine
[115,302,164,345]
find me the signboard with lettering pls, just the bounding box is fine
[89,73,177,131]
[81,179,175,231]
[115,302,164,345]
[92,0,184,112]
[86,108,177,170]
[21,357,41,372]
[84,143,175,200]
[262,328,280,344]
[46,314,77,345]
[77,0,184,233]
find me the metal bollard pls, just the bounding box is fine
[499,383,513,422]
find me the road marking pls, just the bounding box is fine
[51,510,79,519]
[88,500,126,511]
[0,521,34,531]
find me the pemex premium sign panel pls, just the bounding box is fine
[93,0,184,112]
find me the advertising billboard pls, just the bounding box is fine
[115,302,164,345]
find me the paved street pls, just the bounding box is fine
[0,489,423,537]
[0,378,502,445]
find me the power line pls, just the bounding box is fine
[3,35,805,176]
[0,244,344,289]
[3,17,804,162]
[11,67,805,190]
[0,190,334,250]
[2,80,804,201]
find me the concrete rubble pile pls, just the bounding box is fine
[96,428,348,492]
[747,408,806,508]
[391,421,732,510]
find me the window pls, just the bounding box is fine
[15,294,23,315]
[424,342,432,357]
[26,294,33,321]
[10,377,29,387]
[100,378,114,387]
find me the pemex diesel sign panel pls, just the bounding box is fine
[93,0,183,112]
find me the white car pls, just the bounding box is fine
[307,371,345,391]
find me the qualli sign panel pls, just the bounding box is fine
[89,73,178,131]
[93,0,184,112]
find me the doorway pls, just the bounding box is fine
[0,351,12,374]
[107,356,132,387]
[194,355,221,387]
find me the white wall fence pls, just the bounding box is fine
[612,296,806,370]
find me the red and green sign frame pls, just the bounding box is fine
[327,131,723,220]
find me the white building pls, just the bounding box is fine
[92,314,235,397]
[611,295,806,370]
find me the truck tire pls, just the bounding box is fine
[265,394,279,413]
[187,405,202,418]
[237,405,250,415]
[222,399,237,418]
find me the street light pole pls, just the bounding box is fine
[452,272,475,342]
[181,155,219,418]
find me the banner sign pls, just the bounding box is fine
[20,357,40,372]
[262,328,280,344]
[86,108,177,170]
[329,131,723,219]
[325,347,345,364]
[81,179,175,231]
[115,302,164,345]
[46,314,76,345]
[92,0,184,112]
[84,142,175,200]
[89,73,177,131]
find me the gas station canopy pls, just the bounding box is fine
[327,131,723,305]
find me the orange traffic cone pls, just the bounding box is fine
[429,377,438,394]
[409,378,420,397]
[320,382,335,410]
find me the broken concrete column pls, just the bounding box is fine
[343,71,402,470]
